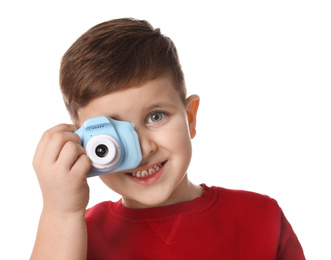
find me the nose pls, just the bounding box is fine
[137,129,157,160]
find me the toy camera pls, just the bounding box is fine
[75,116,142,177]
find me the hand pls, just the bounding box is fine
[33,124,91,216]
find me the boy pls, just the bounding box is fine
[31,18,305,259]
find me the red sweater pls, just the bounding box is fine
[85,184,305,259]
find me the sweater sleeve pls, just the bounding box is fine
[277,208,305,260]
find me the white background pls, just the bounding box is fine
[1,0,330,259]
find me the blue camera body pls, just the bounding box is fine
[75,116,142,177]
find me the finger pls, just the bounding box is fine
[33,124,76,170]
[33,124,77,166]
[70,154,92,178]
[38,127,81,166]
[57,141,86,171]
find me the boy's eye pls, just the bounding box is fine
[147,111,165,123]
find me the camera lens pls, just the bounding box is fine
[95,144,108,158]
[86,134,121,170]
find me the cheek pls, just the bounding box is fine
[159,117,192,157]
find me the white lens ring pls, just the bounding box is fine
[86,134,121,170]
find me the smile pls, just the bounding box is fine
[128,161,166,178]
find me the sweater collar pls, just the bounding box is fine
[108,184,217,221]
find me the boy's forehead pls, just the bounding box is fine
[77,75,183,124]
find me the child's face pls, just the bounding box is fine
[77,75,199,208]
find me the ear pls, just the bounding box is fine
[185,94,200,139]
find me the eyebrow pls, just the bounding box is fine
[144,102,177,111]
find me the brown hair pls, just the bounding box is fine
[59,18,186,122]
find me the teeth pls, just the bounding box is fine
[130,163,163,178]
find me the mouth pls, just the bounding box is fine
[125,161,167,185]
[127,161,167,178]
